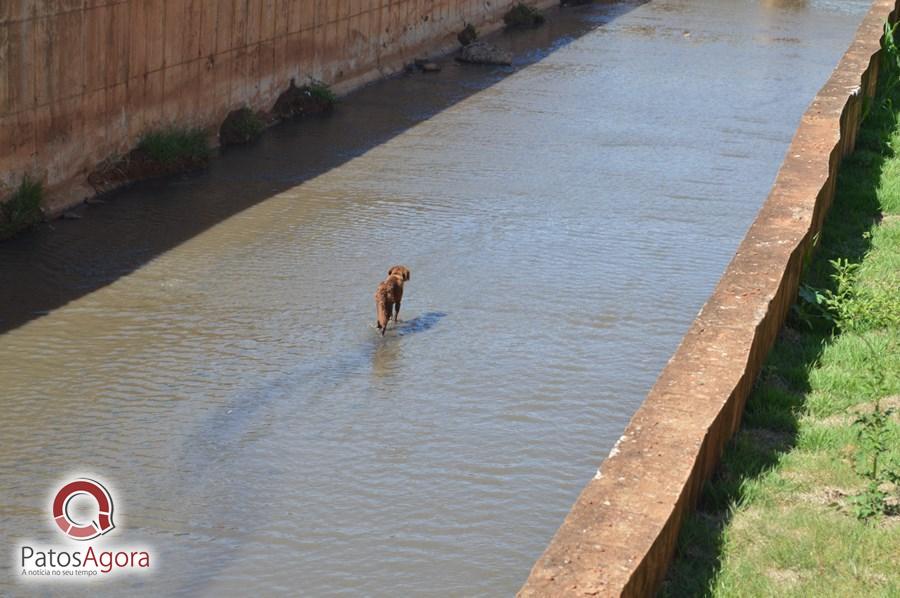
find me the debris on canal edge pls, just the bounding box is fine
[456,42,514,66]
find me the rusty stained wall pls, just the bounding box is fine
[0,0,523,201]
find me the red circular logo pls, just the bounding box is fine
[52,478,115,541]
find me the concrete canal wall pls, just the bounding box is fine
[0,0,553,213]
[519,0,900,595]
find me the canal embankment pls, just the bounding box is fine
[0,0,558,225]
[663,39,900,592]
[519,0,900,596]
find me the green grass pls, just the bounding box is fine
[0,176,43,239]
[503,2,546,29]
[137,127,211,164]
[219,107,265,145]
[304,81,337,106]
[458,23,478,46]
[661,25,900,598]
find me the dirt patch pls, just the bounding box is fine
[766,568,806,586]
[796,486,853,508]
[851,395,900,414]
[819,396,900,427]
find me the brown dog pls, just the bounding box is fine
[374,265,411,335]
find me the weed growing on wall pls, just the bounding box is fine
[0,176,43,240]
[138,128,211,165]
[305,81,337,107]
[220,108,266,146]
[503,3,546,29]
[458,23,478,46]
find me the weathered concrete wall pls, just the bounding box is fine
[0,0,549,212]
[518,0,899,596]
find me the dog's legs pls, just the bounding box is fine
[376,299,391,335]
[383,301,394,334]
[394,301,401,323]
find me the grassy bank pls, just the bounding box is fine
[661,26,900,597]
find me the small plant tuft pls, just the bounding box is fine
[850,480,889,522]
[503,3,546,30]
[458,23,478,46]
[273,79,337,119]
[137,127,211,165]
[793,258,900,333]
[849,345,900,523]
[305,80,337,107]
[0,176,43,240]
[220,107,266,146]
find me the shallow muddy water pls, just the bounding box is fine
[0,0,871,594]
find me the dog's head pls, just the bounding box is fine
[387,265,411,281]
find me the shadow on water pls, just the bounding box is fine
[394,311,448,337]
[371,311,447,375]
[0,1,646,336]
[181,312,446,461]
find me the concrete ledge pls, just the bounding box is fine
[518,1,899,596]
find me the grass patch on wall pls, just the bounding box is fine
[503,3,546,29]
[273,79,337,119]
[220,107,266,146]
[305,81,337,107]
[137,127,211,165]
[0,177,43,240]
[88,126,212,193]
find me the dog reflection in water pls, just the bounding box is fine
[374,265,410,335]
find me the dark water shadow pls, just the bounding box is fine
[394,311,448,337]
[371,311,447,375]
[658,71,896,597]
[178,312,446,470]
[0,0,646,336]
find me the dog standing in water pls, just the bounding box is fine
[374,265,411,335]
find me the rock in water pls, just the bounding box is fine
[456,42,513,66]
[413,58,442,72]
